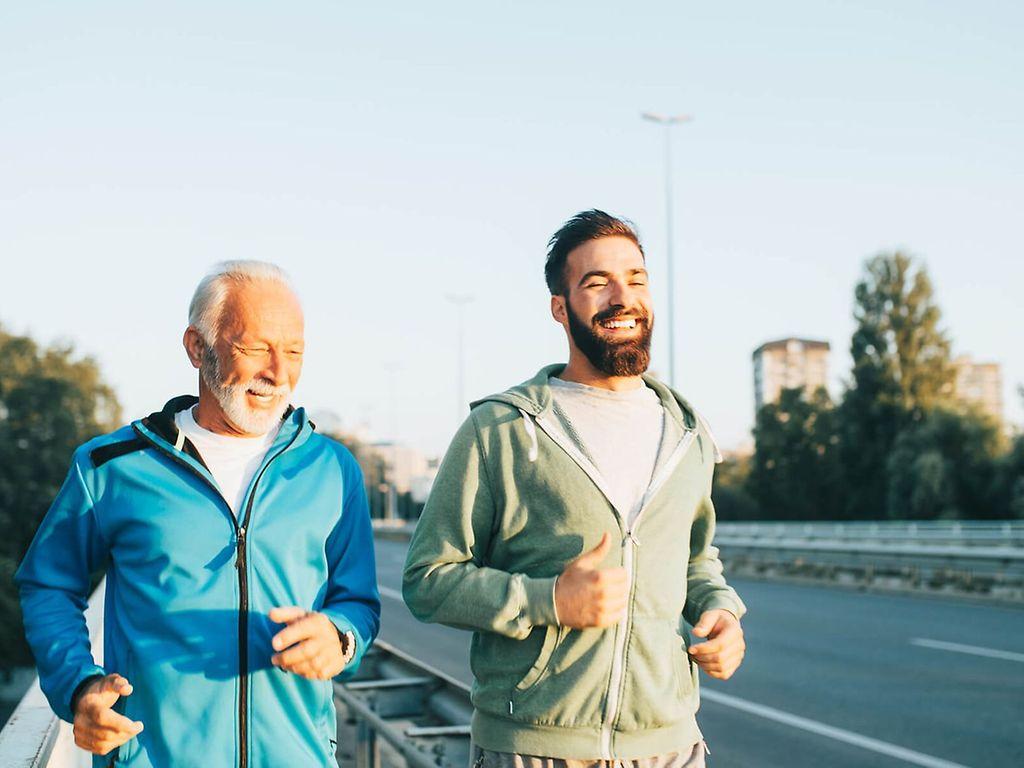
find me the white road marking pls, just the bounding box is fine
[379,585,404,601]
[700,688,972,768]
[910,637,1024,663]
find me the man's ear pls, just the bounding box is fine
[551,294,568,325]
[183,327,205,370]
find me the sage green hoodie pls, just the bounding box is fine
[403,365,745,760]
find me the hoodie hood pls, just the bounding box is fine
[472,364,699,431]
[472,365,722,464]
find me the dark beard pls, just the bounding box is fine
[566,303,653,377]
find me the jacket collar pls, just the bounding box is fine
[472,364,697,432]
[135,395,305,460]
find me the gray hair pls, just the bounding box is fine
[188,260,295,345]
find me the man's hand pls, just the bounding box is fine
[687,609,745,680]
[269,607,349,680]
[73,674,144,756]
[554,532,629,629]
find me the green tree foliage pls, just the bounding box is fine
[886,407,1002,520]
[990,388,1024,519]
[749,387,842,521]
[0,326,121,669]
[838,252,956,519]
[711,453,759,521]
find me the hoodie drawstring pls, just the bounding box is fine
[518,408,538,462]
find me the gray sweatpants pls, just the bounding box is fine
[472,741,709,768]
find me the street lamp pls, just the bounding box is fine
[445,293,474,427]
[641,111,691,387]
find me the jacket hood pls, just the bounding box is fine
[471,364,700,433]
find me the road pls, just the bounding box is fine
[374,538,1024,768]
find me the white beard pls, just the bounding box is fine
[200,352,290,435]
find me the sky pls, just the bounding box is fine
[2,1,1022,457]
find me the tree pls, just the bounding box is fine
[749,387,842,520]
[886,407,1002,519]
[711,452,760,521]
[838,252,955,518]
[0,326,121,669]
[991,387,1024,519]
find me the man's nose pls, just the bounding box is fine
[262,350,287,384]
[606,279,631,306]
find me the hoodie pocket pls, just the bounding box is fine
[509,625,610,728]
[615,617,696,731]
[513,625,561,694]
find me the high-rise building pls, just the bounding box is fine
[953,355,1003,423]
[752,338,831,413]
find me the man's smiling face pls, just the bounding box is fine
[200,279,305,435]
[553,235,654,377]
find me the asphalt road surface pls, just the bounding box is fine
[375,538,1024,768]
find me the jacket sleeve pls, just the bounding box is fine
[319,450,381,678]
[402,412,558,640]
[15,447,108,722]
[682,492,746,626]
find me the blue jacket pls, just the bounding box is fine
[15,396,381,768]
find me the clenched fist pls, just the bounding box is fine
[73,673,144,756]
[270,607,353,680]
[688,609,745,680]
[554,532,629,628]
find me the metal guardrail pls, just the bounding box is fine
[335,641,472,768]
[716,520,1024,547]
[373,518,1024,547]
[372,519,1024,599]
[0,583,104,768]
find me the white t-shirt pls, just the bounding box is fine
[548,376,665,525]
[173,406,280,517]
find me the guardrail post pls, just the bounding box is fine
[355,720,380,768]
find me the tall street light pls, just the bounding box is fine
[641,111,691,388]
[445,293,474,427]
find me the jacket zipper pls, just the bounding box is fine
[131,423,301,768]
[601,430,696,757]
[234,432,300,768]
[532,416,696,759]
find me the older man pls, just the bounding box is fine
[16,261,380,767]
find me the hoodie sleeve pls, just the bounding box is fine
[15,447,108,723]
[403,412,559,640]
[319,449,382,678]
[682,491,746,625]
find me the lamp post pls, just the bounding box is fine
[641,111,691,387]
[445,293,474,427]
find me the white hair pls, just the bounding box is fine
[188,260,295,345]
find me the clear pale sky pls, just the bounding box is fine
[2,1,1021,457]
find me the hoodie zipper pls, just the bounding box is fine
[531,415,696,758]
[131,423,301,768]
[601,429,695,757]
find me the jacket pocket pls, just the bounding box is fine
[514,625,561,694]
[112,648,139,765]
[616,617,696,731]
[320,678,337,754]
[509,625,610,728]
[676,625,698,699]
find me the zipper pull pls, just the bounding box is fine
[623,530,641,547]
[235,526,246,568]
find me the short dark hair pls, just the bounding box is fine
[544,209,644,296]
